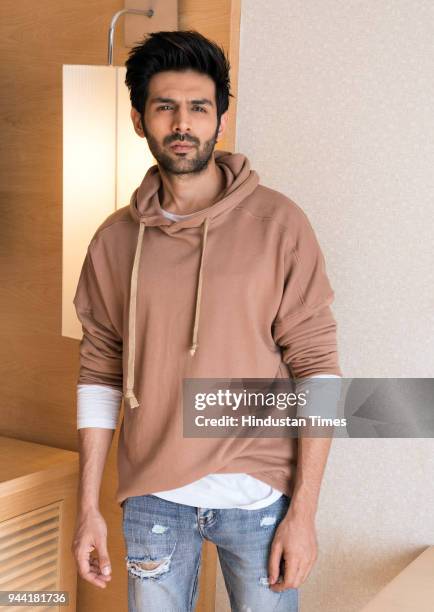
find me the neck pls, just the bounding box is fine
[158,155,226,215]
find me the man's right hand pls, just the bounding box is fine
[71,508,112,589]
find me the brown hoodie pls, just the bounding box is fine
[73,149,342,506]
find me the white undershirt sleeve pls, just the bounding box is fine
[77,384,122,429]
[294,373,342,420]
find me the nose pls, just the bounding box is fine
[171,106,191,136]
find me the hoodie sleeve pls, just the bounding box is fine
[73,247,123,391]
[272,207,342,380]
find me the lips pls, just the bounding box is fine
[170,142,194,151]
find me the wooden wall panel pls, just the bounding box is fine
[0,0,240,610]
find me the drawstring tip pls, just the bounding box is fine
[124,390,140,409]
[189,343,198,356]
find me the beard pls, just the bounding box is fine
[142,119,220,176]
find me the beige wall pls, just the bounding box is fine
[215,1,434,610]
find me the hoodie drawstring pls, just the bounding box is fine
[124,220,146,410]
[190,216,210,356]
[124,216,210,410]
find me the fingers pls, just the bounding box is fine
[269,561,298,592]
[73,541,112,589]
[95,538,112,578]
[269,553,311,592]
[76,550,109,588]
[89,556,112,581]
[267,541,282,585]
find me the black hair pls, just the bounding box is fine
[124,30,234,129]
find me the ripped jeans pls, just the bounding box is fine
[121,493,299,612]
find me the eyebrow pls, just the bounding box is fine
[149,96,214,107]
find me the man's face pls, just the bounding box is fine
[131,69,227,175]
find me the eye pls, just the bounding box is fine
[156,105,172,111]
[192,105,206,112]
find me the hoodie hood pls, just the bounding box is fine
[123,149,259,410]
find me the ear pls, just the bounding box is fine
[216,110,229,142]
[131,107,145,138]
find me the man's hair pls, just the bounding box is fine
[124,30,234,129]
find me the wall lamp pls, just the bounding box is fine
[62,1,178,339]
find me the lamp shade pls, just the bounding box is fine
[62,64,154,339]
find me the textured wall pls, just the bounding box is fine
[215,1,434,610]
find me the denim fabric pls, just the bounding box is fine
[122,493,299,612]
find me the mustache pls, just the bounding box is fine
[169,135,197,145]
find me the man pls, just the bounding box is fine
[71,30,342,612]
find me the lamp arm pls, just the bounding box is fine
[108,8,154,65]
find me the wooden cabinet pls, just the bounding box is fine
[0,436,79,611]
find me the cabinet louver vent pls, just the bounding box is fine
[0,502,61,610]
